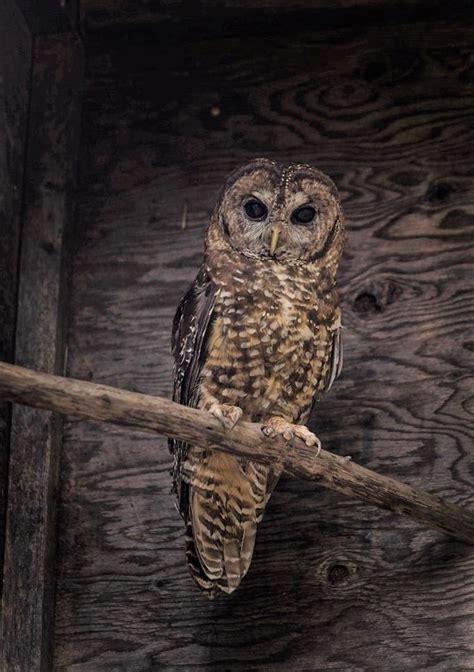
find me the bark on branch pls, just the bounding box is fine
[0,361,472,544]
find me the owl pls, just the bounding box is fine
[170,158,345,597]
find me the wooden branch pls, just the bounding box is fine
[0,361,473,545]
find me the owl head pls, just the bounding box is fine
[207,158,345,273]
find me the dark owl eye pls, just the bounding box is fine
[244,199,268,220]
[292,205,316,225]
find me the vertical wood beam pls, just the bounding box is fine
[0,27,83,672]
[0,0,33,593]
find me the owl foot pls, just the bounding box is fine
[262,417,321,456]
[208,403,243,430]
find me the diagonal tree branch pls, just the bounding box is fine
[0,361,473,544]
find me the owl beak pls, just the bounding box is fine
[270,225,281,255]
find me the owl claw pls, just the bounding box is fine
[209,403,243,430]
[262,417,321,457]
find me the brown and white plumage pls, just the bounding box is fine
[170,158,345,597]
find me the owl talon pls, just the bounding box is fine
[209,403,243,430]
[262,416,321,455]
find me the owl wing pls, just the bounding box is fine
[324,312,343,392]
[304,310,343,431]
[169,266,216,516]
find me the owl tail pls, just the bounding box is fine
[186,451,275,596]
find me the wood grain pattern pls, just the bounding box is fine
[0,30,83,672]
[80,0,474,32]
[55,16,474,671]
[0,0,32,588]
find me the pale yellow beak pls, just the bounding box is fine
[270,226,281,255]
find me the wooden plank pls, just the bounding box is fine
[80,0,474,31]
[0,0,32,591]
[0,30,83,672]
[15,0,77,34]
[55,16,474,672]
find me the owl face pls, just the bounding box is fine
[212,158,344,265]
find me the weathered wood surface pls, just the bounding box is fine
[0,0,32,588]
[0,30,83,672]
[14,0,77,34]
[2,362,473,545]
[55,16,474,672]
[80,0,474,32]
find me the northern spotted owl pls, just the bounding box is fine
[170,158,345,597]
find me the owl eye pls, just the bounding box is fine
[292,205,316,225]
[244,199,268,220]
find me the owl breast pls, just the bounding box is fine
[199,263,334,423]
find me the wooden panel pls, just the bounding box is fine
[80,0,474,31]
[0,31,83,672]
[0,0,32,589]
[55,18,474,671]
[15,0,78,34]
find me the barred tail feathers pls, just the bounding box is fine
[186,450,275,596]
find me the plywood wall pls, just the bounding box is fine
[53,14,474,671]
